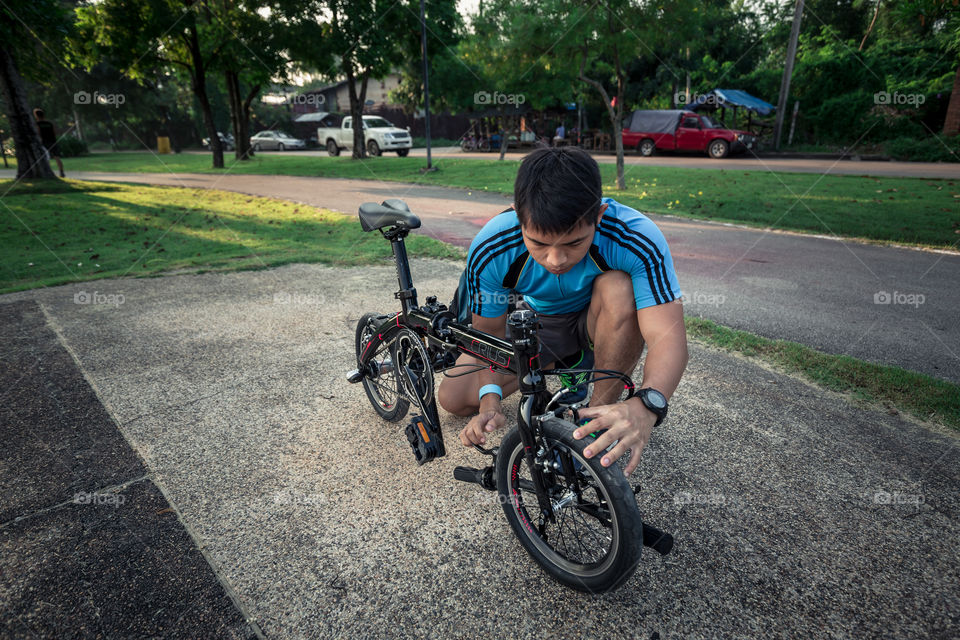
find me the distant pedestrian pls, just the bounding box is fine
[33,108,65,178]
[553,123,566,146]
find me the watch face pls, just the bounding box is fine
[644,389,667,408]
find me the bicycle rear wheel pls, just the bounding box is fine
[496,417,643,593]
[355,313,409,422]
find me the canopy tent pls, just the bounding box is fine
[625,110,685,134]
[689,90,775,116]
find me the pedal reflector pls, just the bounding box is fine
[405,415,445,464]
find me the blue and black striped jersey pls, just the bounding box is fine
[465,198,682,317]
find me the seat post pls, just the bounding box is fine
[390,235,418,315]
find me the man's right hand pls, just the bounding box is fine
[459,409,506,447]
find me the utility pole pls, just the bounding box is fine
[420,0,434,171]
[774,0,804,150]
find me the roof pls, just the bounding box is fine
[690,89,775,116]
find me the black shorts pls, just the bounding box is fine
[43,143,60,158]
[506,299,592,365]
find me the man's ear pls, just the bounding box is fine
[595,203,609,226]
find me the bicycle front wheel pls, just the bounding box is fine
[355,313,409,422]
[496,417,644,593]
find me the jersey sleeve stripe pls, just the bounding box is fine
[600,219,674,303]
[597,228,671,305]
[467,227,522,316]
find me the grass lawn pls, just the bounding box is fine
[0,179,461,294]
[13,151,957,249]
[686,317,960,431]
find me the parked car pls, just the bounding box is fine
[202,131,235,151]
[249,130,306,151]
[317,114,412,157]
[622,110,757,159]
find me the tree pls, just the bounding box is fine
[0,0,71,180]
[76,0,236,168]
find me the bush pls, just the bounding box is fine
[884,136,960,163]
[57,137,89,157]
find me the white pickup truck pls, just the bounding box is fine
[317,115,413,157]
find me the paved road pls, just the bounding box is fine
[260,146,960,179]
[1,265,957,638]
[21,170,960,384]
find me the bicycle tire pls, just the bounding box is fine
[496,417,643,593]
[355,313,409,422]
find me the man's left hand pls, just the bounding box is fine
[574,399,656,476]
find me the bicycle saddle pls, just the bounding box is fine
[358,199,422,232]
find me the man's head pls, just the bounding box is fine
[514,146,606,274]
[33,108,45,121]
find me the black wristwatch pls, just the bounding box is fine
[631,388,668,427]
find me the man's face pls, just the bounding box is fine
[521,219,597,275]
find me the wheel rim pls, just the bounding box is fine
[367,141,379,156]
[710,141,725,157]
[505,439,619,577]
[279,143,284,151]
[641,140,654,155]
[358,321,402,412]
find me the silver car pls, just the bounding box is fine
[250,130,306,151]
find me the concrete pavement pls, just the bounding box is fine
[20,170,960,385]
[1,263,957,638]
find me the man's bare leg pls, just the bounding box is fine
[437,352,518,416]
[586,270,645,406]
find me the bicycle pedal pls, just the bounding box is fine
[405,415,446,464]
[346,369,364,384]
[453,466,496,490]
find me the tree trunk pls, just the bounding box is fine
[186,22,223,168]
[859,0,882,51]
[225,70,242,159]
[580,48,625,189]
[239,83,259,160]
[0,45,56,180]
[498,116,509,161]
[943,64,960,137]
[345,62,369,159]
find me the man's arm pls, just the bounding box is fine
[576,299,688,475]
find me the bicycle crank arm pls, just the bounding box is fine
[641,523,674,556]
[346,369,364,383]
[453,466,496,490]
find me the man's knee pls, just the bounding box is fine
[591,270,638,324]
[437,379,477,417]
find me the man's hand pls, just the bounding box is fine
[459,409,506,447]
[574,398,657,476]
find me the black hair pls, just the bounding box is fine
[33,108,45,119]
[513,146,603,234]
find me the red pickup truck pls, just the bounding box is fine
[622,110,758,159]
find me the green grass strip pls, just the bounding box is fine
[0,179,462,293]
[685,316,960,430]
[18,151,959,249]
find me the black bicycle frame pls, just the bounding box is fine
[357,230,559,514]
